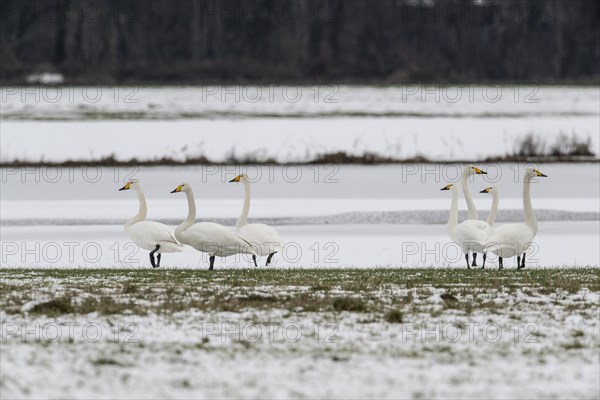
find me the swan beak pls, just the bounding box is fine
[536,170,548,177]
[440,185,451,191]
[118,182,131,191]
[479,189,487,193]
[170,185,182,193]
[472,167,487,175]
[229,175,241,183]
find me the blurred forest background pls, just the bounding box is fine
[1,0,599,84]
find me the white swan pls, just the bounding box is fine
[119,180,184,268]
[456,165,492,267]
[483,168,547,269]
[170,182,256,270]
[462,165,486,220]
[441,182,490,269]
[477,186,500,269]
[229,174,285,267]
[479,187,500,226]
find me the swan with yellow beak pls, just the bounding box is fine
[170,182,256,270]
[119,180,185,268]
[229,174,285,267]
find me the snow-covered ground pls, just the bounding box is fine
[2,117,598,163]
[1,221,598,269]
[1,86,598,163]
[1,270,598,399]
[2,85,598,120]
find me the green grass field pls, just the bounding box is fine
[2,267,598,316]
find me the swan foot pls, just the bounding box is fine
[471,253,478,267]
[209,255,215,271]
[265,252,276,266]
[518,253,526,269]
[149,245,160,268]
[253,255,258,268]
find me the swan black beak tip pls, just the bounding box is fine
[440,187,449,191]
[541,173,548,177]
[479,189,487,193]
[228,178,236,183]
[170,189,177,193]
[118,187,126,191]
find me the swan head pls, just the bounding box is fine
[170,181,191,193]
[229,174,249,183]
[479,186,497,194]
[464,165,487,176]
[118,179,140,191]
[440,184,454,191]
[525,168,548,180]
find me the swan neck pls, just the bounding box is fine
[487,190,499,226]
[523,177,537,233]
[178,189,196,233]
[448,187,459,232]
[127,185,147,226]
[461,172,478,219]
[237,180,251,230]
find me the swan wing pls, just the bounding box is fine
[484,223,535,256]
[454,220,490,251]
[168,231,182,246]
[470,220,491,233]
[238,223,285,255]
[180,222,256,256]
[127,221,185,252]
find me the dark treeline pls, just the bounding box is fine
[1,0,599,84]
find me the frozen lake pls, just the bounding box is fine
[1,164,598,268]
[1,85,598,163]
[1,86,598,268]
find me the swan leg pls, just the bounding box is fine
[517,256,521,270]
[266,252,276,266]
[156,253,161,268]
[471,253,478,267]
[481,253,486,269]
[209,255,215,271]
[498,257,504,270]
[252,255,258,267]
[519,253,526,269]
[149,245,160,268]
[465,253,471,269]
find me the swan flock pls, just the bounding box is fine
[441,166,547,270]
[119,175,284,270]
[119,167,546,270]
